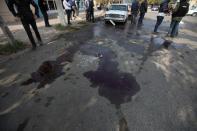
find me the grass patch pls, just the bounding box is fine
[78,21,87,25]
[0,40,26,55]
[77,21,89,27]
[54,24,80,32]
[65,26,80,32]
[54,24,66,31]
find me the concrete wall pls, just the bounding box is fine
[190,0,197,5]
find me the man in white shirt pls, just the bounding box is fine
[63,0,72,24]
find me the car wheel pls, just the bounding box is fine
[192,12,197,16]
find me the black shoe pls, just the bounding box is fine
[32,45,37,50]
[38,41,43,46]
[46,25,52,27]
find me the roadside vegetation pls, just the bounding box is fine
[0,40,26,55]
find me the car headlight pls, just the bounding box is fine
[105,14,110,17]
[119,15,125,18]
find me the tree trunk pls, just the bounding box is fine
[0,15,15,46]
[55,0,67,26]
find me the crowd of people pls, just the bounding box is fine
[131,0,190,38]
[4,0,190,50]
[5,0,95,50]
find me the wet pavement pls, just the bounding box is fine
[0,15,197,131]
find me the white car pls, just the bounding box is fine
[187,6,197,16]
[104,4,128,24]
[151,6,159,11]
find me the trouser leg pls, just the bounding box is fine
[168,19,174,35]
[86,10,89,21]
[30,19,42,42]
[138,13,145,25]
[171,21,180,37]
[90,10,94,22]
[42,10,50,26]
[72,9,75,17]
[175,23,179,36]
[154,16,164,32]
[66,10,71,24]
[21,19,36,47]
[131,12,137,24]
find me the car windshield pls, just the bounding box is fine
[109,5,127,11]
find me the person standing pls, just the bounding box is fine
[89,0,94,22]
[63,0,72,25]
[131,0,140,24]
[38,0,51,27]
[6,0,43,50]
[71,0,77,19]
[138,0,148,27]
[167,0,189,37]
[85,0,90,21]
[153,0,170,33]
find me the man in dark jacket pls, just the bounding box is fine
[138,0,148,27]
[6,0,43,50]
[38,0,51,27]
[89,0,94,22]
[168,0,189,37]
[131,0,140,24]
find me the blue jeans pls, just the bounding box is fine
[154,16,164,32]
[168,19,180,37]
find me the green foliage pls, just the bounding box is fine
[148,0,161,4]
[0,40,26,55]
[54,24,66,31]
[95,0,162,5]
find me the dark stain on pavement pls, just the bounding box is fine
[45,96,54,107]
[21,44,80,88]
[34,97,41,103]
[1,92,9,98]
[82,45,140,131]
[17,118,29,131]
[21,24,94,88]
[21,60,65,89]
[82,44,140,107]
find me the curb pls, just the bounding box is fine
[0,11,104,64]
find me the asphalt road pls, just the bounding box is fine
[0,12,197,131]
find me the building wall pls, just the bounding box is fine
[190,0,197,5]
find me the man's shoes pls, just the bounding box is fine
[46,25,52,27]
[38,41,44,46]
[32,45,37,50]
[153,31,159,34]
